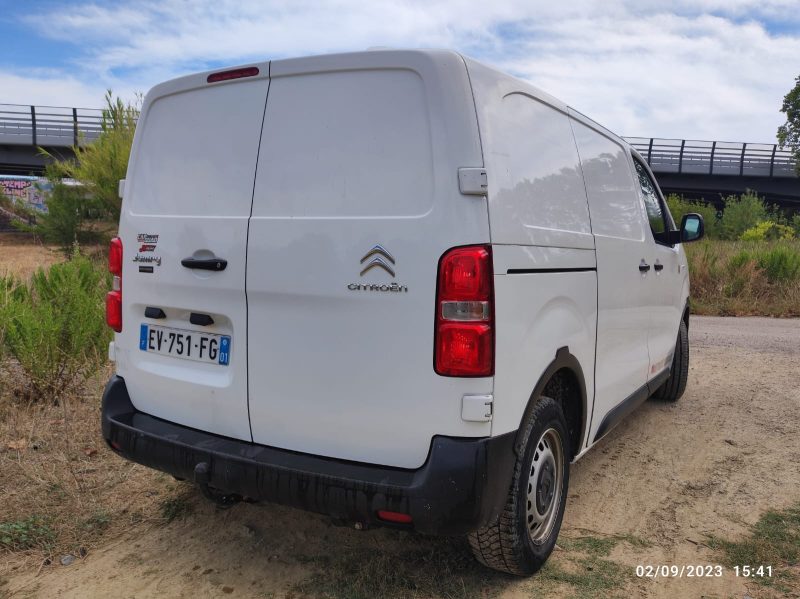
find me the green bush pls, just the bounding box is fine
[719,192,768,240]
[26,183,105,255]
[665,195,719,238]
[756,245,800,282]
[740,221,795,241]
[792,213,800,237]
[2,253,111,402]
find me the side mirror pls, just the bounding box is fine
[680,213,704,243]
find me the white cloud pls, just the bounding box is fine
[0,72,119,108]
[6,0,799,141]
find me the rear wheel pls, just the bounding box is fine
[468,397,570,575]
[653,319,689,402]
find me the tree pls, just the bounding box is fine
[777,75,800,175]
[27,182,105,255]
[42,90,139,220]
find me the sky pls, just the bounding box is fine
[0,0,798,143]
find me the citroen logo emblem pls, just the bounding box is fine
[360,245,395,277]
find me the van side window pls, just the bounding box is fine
[633,159,669,243]
[571,120,644,242]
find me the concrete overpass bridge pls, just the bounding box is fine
[624,137,799,209]
[0,104,102,175]
[0,103,797,208]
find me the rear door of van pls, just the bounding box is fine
[115,66,269,441]
[246,51,490,469]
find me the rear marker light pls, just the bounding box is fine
[377,510,413,524]
[109,236,123,276]
[434,245,494,377]
[107,237,123,332]
[207,66,259,83]
[106,291,122,333]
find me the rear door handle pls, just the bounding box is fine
[181,257,227,271]
[639,261,651,272]
[653,262,664,272]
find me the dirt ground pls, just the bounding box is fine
[3,316,799,598]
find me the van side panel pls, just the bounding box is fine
[491,246,597,443]
[247,51,490,469]
[463,58,597,449]
[569,112,652,445]
[463,58,594,251]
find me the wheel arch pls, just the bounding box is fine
[513,346,587,461]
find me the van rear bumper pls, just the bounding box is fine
[101,376,516,535]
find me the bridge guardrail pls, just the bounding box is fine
[624,137,797,178]
[1,104,797,180]
[0,104,104,148]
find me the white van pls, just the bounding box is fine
[101,49,704,575]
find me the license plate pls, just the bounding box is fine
[139,324,230,366]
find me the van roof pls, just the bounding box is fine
[142,48,630,152]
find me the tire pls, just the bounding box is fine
[468,397,570,576]
[653,319,689,402]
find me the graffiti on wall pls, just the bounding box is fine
[0,177,51,212]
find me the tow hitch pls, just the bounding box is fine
[193,462,244,508]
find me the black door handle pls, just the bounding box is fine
[654,263,664,272]
[639,262,651,272]
[181,257,227,271]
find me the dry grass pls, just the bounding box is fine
[0,367,180,571]
[0,238,177,577]
[686,240,800,317]
[0,234,105,281]
[0,235,62,280]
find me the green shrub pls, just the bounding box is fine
[728,249,754,272]
[740,221,796,241]
[791,213,800,237]
[2,252,111,402]
[719,192,768,240]
[665,195,719,238]
[756,245,800,282]
[27,183,106,255]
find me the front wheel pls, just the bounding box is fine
[468,397,570,576]
[652,319,689,402]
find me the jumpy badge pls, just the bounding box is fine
[134,233,161,273]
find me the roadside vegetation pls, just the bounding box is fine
[710,502,800,595]
[3,91,137,256]
[0,92,175,578]
[666,192,800,316]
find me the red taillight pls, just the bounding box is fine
[434,245,494,377]
[106,290,122,333]
[377,510,413,524]
[438,246,492,301]
[207,66,259,83]
[107,237,123,332]
[109,237,123,276]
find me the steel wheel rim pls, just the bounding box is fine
[525,427,564,544]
